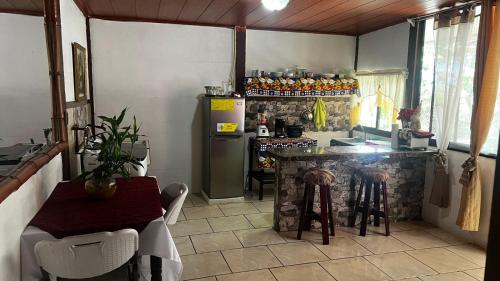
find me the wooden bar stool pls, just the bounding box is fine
[297,168,336,245]
[349,167,390,236]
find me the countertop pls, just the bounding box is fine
[267,143,438,160]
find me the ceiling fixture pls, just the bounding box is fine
[262,0,289,11]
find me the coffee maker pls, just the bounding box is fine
[275,118,285,138]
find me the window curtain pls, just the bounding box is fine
[429,7,476,208]
[457,3,499,231]
[354,72,406,130]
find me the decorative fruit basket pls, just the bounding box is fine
[245,77,360,97]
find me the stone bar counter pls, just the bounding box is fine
[267,143,438,232]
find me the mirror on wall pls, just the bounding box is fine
[0,13,52,179]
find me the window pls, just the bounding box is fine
[357,72,406,131]
[419,6,499,156]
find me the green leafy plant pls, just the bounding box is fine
[78,108,143,185]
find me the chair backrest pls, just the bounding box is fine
[161,182,188,224]
[34,229,139,279]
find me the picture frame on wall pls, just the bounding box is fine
[72,42,87,101]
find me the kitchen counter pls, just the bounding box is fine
[270,142,437,232]
[267,142,437,160]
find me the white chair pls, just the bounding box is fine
[160,182,188,224]
[34,229,139,281]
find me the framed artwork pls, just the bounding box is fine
[72,42,87,101]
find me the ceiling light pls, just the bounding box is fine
[262,0,289,11]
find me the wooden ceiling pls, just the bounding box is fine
[1,0,460,35]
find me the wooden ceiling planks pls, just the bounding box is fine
[2,0,465,35]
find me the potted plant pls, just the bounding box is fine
[78,108,142,199]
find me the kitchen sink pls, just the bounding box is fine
[330,138,389,147]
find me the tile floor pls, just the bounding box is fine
[169,192,486,281]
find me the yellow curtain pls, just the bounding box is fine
[457,5,500,231]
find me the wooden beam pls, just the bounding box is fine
[86,16,96,134]
[44,0,70,179]
[235,25,246,95]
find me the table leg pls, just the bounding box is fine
[150,255,162,281]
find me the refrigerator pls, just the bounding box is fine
[202,97,245,199]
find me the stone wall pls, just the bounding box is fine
[274,155,428,231]
[245,96,351,132]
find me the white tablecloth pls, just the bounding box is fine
[21,217,182,281]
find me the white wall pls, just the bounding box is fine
[423,152,495,248]
[246,29,356,75]
[60,0,88,102]
[0,154,62,281]
[0,14,50,145]
[357,22,410,71]
[91,19,233,193]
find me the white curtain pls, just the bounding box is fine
[433,9,476,152]
[429,8,476,207]
[357,72,406,130]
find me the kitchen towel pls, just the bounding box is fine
[313,97,327,129]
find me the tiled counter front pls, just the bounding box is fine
[273,155,428,232]
[245,96,351,132]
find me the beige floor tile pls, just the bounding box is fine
[222,246,282,272]
[319,257,390,281]
[268,242,328,265]
[446,244,486,267]
[169,219,213,237]
[367,221,414,233]
[351,235,412,254]
[217,269,277,281]
[336,226,374,236]
[252,201,274,212]
[234,228,286,247]
[312,237,372,259]
[189,278,217,281]
[398,279,421,281]
[177,211,186,221]
[183,205,223,220]
[407,248,479,273]
[181,252,230,280]
[423,228,466,245]
[419,272,478,281]
[182,197,194,208]
[189,194,208,206]
[245,213,273,228]
[392,230,450,249]
[219,203,260,216]
[280,228,350,242]
[173,236,195,256]
[190,231,242,253]
[463,268,485,280]
[271,263,335,281]
[208,215,253,232]
[396,220,435,230]
[365,252,437,279]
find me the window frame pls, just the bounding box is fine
[355,11,497,159]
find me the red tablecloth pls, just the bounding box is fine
[29,177,163,239]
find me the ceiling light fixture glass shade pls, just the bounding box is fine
[262,0,289,11]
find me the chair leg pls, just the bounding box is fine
[349,179,364,227]
[326,187,335,236]
[248,175,253,192]
[259,180,264,200]
[319,186,330,245]
[382,182,391,236]
[297,185,310,240]
[359,179,372,236]
[304,185,315,231]
[373,182,381,227]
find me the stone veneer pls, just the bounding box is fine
[273,155,428,231]
[245,96,351,132]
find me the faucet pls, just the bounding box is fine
[355,124,367,142]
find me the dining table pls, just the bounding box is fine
[20,176,182,281]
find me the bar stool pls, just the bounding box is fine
[297,168,336,245]
[349,167,390,236]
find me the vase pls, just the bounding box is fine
[85,178,117,199]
